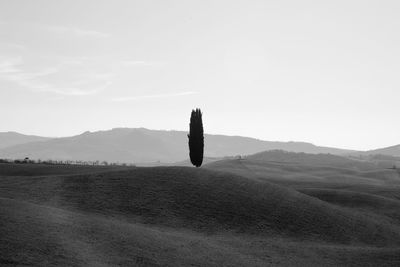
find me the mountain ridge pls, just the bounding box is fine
[0,132,50,149]
[0,128,357,163]
[0,128,398,163]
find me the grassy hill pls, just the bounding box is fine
[0,197,275,266]
[205,153,400,242]
[0,162,130,176]
[246,150,377,171]
[1,164,400,266]
[206,151,400,186]
[365,145,400,157]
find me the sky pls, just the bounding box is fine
[0,0,399,150]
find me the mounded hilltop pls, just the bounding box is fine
[1,197,276,267]
[246,150,377,170]
[299,188,400,221]
[205,151,400,186]
[1,166,399,247]
[365,144,400,157]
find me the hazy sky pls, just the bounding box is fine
[0,0,399,150]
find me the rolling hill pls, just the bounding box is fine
[365,145,400,157]
[246,150,378,171]
[1,164,400,266]
[0,128,357,164]
[205,150,392,185]
[205,151,400,230]
[3,166,399,244]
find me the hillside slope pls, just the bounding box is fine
[205,154,400,230]
[4,197,400,267]
[0,197,273,267]
[1,166,399,246]
[365,145,400,157]
[1,164,400,266]
[205,151,400,186]
[246,150,377,171]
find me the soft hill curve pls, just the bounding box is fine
[1,166,399,247]
[246,150,377,171]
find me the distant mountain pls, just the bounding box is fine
[0,128,357,163]
[0,132,50,149]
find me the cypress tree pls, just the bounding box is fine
[188,108,204,167]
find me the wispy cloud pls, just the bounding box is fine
[0,56,23,74]
[112,91,197,102]
[121,60,165,67]
[0,56,113,96]
[0,42,26,51]
[31,85,110,96]
[0,20,110,39]
[46,25,111,38]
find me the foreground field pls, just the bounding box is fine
[1,162,400,266]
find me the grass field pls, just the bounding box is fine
[1,162,400,266]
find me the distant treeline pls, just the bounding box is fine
[0,157,136,167]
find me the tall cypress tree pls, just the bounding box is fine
[188,108,204,167]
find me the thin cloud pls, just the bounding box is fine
[0,42,26,51]
[0,57,58,89]
[0,56,113,96]
[0,21,110,38]
[121,60,165,67]
[46,25,111,38]
[13,74,111,96]
[0,56,23,74]
[112,91,197,102]
[32,86,108,96]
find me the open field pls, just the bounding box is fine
[1,161,400,266]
